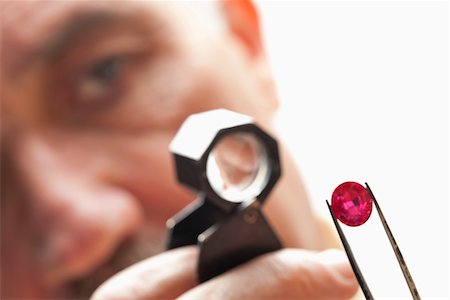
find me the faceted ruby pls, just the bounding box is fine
[331,182,373,226]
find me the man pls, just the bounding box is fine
[1,1,358,298]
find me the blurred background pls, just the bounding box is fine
[258,1,449,299]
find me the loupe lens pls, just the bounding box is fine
[206,132,270,203]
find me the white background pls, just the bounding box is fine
[258,1,449,299]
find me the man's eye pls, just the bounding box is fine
[50,53,137,122]
[88,56,124,84]
[52,54,132,119]
[76,56,126,105]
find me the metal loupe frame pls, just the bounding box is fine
[166,109,282,282]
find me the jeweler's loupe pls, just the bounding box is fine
[167,109,282,282]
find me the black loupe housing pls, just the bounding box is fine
[166,109,282,282]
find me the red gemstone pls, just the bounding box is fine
[331,182,373,226]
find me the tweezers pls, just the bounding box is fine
[326,182,421,300]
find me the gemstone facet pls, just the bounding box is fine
[331,182,373,226]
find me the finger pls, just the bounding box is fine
[178,248,358,300]
[91,246,198,300]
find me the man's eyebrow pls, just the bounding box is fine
[39,11,122,61]
[17,9,146,73]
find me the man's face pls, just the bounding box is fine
[1,1,281,298]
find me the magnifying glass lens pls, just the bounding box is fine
[206,132,269,203]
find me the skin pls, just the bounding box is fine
[1,1,358,299]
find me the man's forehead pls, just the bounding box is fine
[2,1,166,33]
[1,1,222,71]
[1,1,174,72]
[4,1,224,40]
[1,1,221,44]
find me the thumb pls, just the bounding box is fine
[293,249,359,298]
[179,248,358,299]
[91,246,198,300]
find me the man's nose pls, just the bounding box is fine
[9,133,143,284]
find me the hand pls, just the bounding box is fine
[91,246,358,299]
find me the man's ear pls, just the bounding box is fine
[220,0,263,57]
[220,0,279,113]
